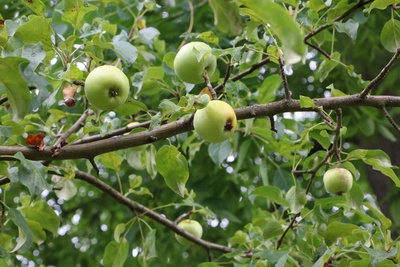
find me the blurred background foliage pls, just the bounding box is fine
[1,0,400,266]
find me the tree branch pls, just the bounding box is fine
[2,95,400,161]
[73,170,235,254]
[359,49,400,99]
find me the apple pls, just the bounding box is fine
[173,42,217,84]
[175,219,203,246]
[323,168,353,195]
[84,65,130,110]
[193,99,237,143]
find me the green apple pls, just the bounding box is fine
[193,99,237,143]
[175,219,203,246]
[323,168,353,195]
[84,65,130,110]
[174,42,217,84]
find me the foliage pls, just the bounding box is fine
[0,0,400,266]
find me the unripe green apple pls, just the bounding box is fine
[84,65,130,110]
[193,99,237,143]
[175,219,203,246]
[323,168,353,195]
[173,42,217,84]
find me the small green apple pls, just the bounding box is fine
[193,99,237,143]
[323,168,353,195]
[175,219,203,246]
[84,65,130,110]
[174,42,217,84]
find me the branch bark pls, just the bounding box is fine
[1,95,400,161]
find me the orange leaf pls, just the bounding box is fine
[26,132,45,151]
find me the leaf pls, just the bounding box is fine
[113,223,126,242]
[258,74,281,103]
[208,141,232,165]
[112,31,138,66]
[155,145,189,197]
[8,152,52,196]
[315,52,341,82]
[98,152,124,172]
[363,202,392,230]
[22,0,46,16]
[62,0,98,29]
[142,229,158,260]
[21,200,61,235]
[239,0,306,64]
[103,239,129,267]
[198,263,224,267]
[369,0,400,10]
[54,178,77,201]
[8,208,33,253]
[346,149,400,187]
[324,221,358,245]
[334,19,359,40]
[362,245,398,266]
[0,57,31,121]
[285,186,306,214]
[208,0,242,35]
[251,186,289,206]
[299,95,315,108]
[380,19,400,53]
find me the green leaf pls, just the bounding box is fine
[363,202,392,230]
[380,19,400,53]
[8,208,33,253]
[315,52,341,82]
[14,15,54,53]
[54,178,77,201]
[155,145,189,197]
[103,239,129,267]
[334,19,359,40]
[369,0,400,10]
[208,141,232,165]
[239,0,306,64]
[346,149,400,187]
[8,152,52,196]
[258,74,281,103]
[112,31,138,66]
[62,0,98,29]
[98,152,124,172]
[142,229,157,260]
[285,186,306,214]
[21,200,60,235]
[197,31,220,46]
[324,221,358,245]
[22,0,46,16]
[198,263,224,267]
[0,57,31,121]
[299,95,315,108]
[362,245,398,266]
[208,0,242,35]
[251,186,289,206]
[113,223,126,242]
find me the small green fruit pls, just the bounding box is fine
[323,168,353,195]
[193,99,237,143]
[84,65,130,110]
[175,219,203,246]
[173,42,217,84]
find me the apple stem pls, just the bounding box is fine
[203,72,217,100]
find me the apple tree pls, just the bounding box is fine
[1,0,400,266]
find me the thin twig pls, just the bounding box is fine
[203,72,217,100]
[381,106,400,134]
[304,40,331,60]
[359,49,400,99]
[278,56,292,101]
[51,109,95,156]
[213,57,271,92]
[215,61,232,93]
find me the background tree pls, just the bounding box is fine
[1,0,400,266]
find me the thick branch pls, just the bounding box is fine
[2,95,400,161]
[74,170,235,254]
